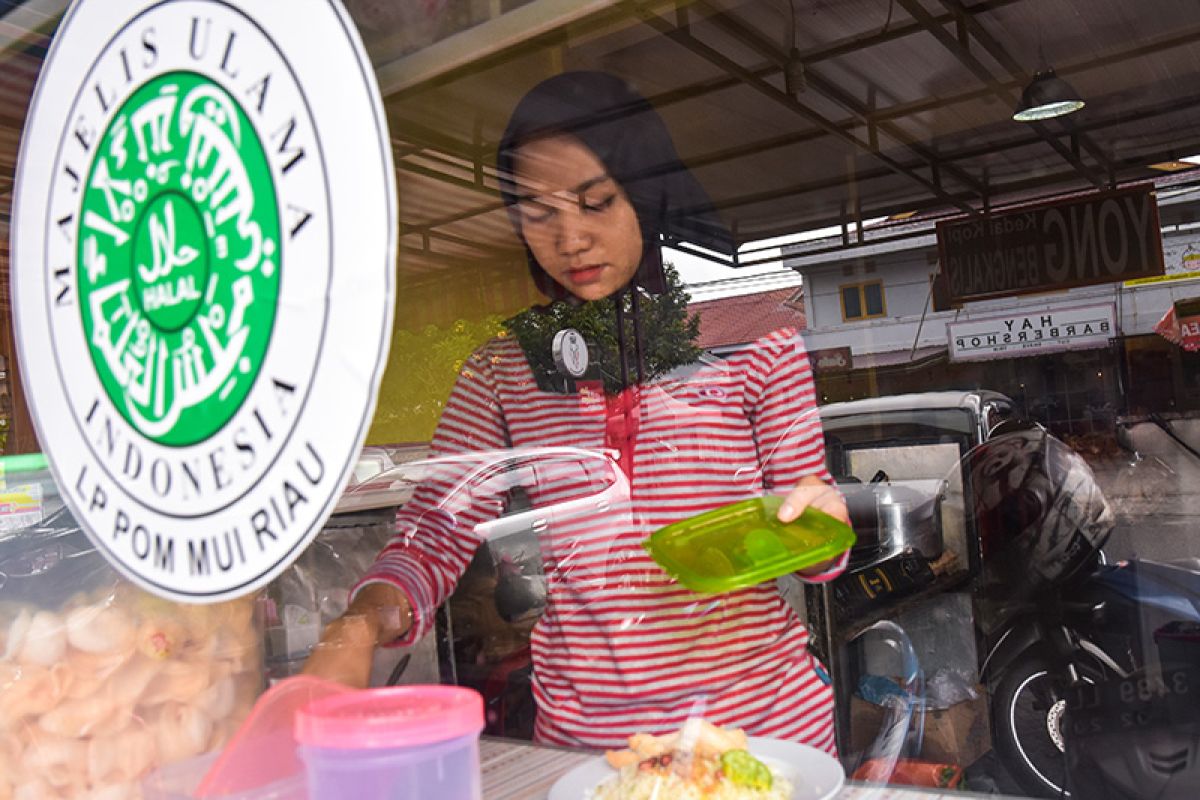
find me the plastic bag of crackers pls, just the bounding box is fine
[0,508,263,800]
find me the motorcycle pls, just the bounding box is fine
[971,427,1200,798]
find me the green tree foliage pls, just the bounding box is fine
[506,264,701,394]
[368,315,507,442]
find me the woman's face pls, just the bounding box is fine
[513,134,644,302]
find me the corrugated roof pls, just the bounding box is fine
[688,286,806,350]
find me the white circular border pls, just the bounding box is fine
[12,0,396,603]
[47,2,329,519]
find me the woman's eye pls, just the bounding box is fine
[582,194,616,213]
[517,200,554,223]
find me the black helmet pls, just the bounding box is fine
[967,427,1114,597]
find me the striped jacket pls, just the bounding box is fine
[357,326,845,752]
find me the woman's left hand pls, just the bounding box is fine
[777,474,850,526]
[777,475,851,578]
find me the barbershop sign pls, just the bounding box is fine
[948,304,1117,362]
[11,0,395,601]
[935,186,1164,310]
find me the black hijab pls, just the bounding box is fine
[497,71,733,302]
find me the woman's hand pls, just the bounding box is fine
[776,474,850,577]
[777,474,850,526]
[301,583,413,688]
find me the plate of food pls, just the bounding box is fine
[548,720,845,800]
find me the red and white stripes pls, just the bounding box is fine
[357,327,842,754]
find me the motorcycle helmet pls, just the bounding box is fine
[966,426,1114,598]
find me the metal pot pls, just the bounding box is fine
[839,478,946,570]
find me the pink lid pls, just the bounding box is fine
[294,685,484,749]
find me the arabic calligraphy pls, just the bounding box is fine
[77,72,281,446]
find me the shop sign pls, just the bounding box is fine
[1123,270,1200,288]
[1177,297,1200,352]
[934,186,1164,309]
[809,346,853,373]
[11,0,395,602]
[1182,315,1200,351]
[1124,246,1200,287]
[948,304,1116,362]
[1154,297,1200,352]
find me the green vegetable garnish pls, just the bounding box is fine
[720,749,773,790]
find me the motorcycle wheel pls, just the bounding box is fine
[993,650,1071,798]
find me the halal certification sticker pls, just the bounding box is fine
[11,0,395,602]
[80,71,282,447]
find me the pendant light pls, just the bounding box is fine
[1012,68,1086,122]
[1013,5,1085,123]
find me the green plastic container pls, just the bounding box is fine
[643,495,856,593]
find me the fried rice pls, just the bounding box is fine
[589,757,792,800]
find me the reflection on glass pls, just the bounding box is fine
[308,72,853,759]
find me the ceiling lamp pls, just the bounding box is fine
[1012,68,1085,122]
[1148,161,1199,173]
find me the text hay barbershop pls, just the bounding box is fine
[71,436,328,580]
[954,313,1112,352]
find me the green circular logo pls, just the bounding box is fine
[77,71,280,447]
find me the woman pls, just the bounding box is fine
[305,71,850,753]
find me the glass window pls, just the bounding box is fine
[841,285,863,320]
[863,282,885,316]
[840,281,886,321]
[4,2,1200,798]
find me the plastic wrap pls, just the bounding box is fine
[300,319,869,781]
[0,501,263,800]
[261,509,396,682]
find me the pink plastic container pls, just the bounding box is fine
[294,685,485,800]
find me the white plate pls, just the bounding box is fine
[548,736,845,800]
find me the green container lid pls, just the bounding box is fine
[643,495,856,594]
